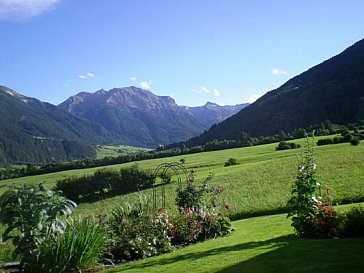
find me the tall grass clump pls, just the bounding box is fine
[34,219,105,273]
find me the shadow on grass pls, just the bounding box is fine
[105,235,364,273]
[217,237,364,273]
[105,235,294,272]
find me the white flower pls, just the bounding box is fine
[311,196,318,203]
[316,182,320,186]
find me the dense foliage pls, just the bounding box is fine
[0,184,76,270]
[34,219,105,273]
[56,165,155,203]
[106,196,173,261]
[0,184,106,272]
[317,130,363,146]
[276,141,301,150]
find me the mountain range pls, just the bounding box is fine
[0,85,247,165]
[58,87,248,147]
[184,38,364,147]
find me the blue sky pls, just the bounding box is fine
[1,0,364,106]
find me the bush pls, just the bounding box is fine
[350,138,360,146]
[106,197,173,261]
[224,158,239,167]
[317,138,334,146]
[31,219,105,273]
[0,184,76,270]
[310,203,338,238]
[276,141,301,150]
[173,171,233,244]
[338,206,364,237]
[169,209,232,245]
[56,165,156,203]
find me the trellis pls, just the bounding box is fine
[152,162,189,209]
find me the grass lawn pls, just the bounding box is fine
[103,204,364,273]
[1,136,363,219]
[96,145,152,159]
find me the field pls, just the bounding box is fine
[103,204,364,273]
[96,145,152,159]
[1,136,363,219]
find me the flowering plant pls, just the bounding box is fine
[287,137,339,238]
[287,137,322,237]
[172,170,233,244]
[311,202,338,237]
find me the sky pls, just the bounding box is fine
[1,0,364,107]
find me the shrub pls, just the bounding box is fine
[0,184,76,269]
[332,136,344,144]
[350,138,360,146]
[311,203,338,238]
[173,171,233,244]
[106,195,173,261]
[30,219,105,273]
[317,138,334,146]
[276,141,301,150]
[169,209,233,245]
[224,158,239,167]
[338,206,364,237]
[56,165,156,203]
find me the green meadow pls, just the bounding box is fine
[1,135,363,220]
[96,145,152,159]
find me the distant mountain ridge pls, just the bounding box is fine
[186,102,248,128]
[183,38,364,146]
[0,85,116,166]
[59,86,248,147]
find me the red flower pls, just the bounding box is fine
[325,206,332,214]
[225,203,230,210]
[321,220,326,225]
[191,169,196,173]
[171,225,177,230]
[158,207,165,213]
[188,177,194,182]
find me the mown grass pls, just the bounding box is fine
[96,145,152,159]
[1,136,363,219]
[103,204,364,273]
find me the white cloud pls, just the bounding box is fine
[200,86,210,93]
[212,88,220,96]
[0,0,61,21]
[130,76,137,81]
[78,72,95,80]
[139,81,152,90]
[193,86,221,97]
[271,68,288,75]
[248,94,262,104]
